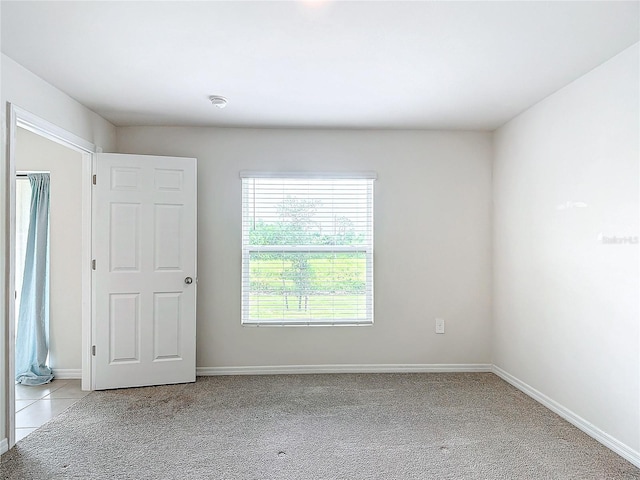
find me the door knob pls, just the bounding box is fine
[185,277,193,285]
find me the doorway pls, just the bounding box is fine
[5,104,95,449]
[5,105,197,449]
[13,128,87,441]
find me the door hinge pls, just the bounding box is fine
[92,345,96,356]
[92,259,96,270]
[92,174,96,185]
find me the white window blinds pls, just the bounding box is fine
[241,173,375,326]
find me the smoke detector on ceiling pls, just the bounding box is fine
[209,95,228,109]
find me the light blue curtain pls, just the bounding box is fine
[15,173,54,385]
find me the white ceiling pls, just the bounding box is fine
[2,1,638,130]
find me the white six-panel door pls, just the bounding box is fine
[93,153,197,390]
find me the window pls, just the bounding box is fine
[241,172,376,326]
[15,176,32,331]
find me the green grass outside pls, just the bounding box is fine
[249,294,367,320]
[248,254,368,320]
[249,255,366,291]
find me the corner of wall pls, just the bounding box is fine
[488,129,496,367]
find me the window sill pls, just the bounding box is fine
[241,320,373,327]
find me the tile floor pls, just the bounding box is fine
[15,379,90,442]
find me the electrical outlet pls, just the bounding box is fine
[435,318,445,334]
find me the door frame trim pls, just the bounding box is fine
[4,103,95,449]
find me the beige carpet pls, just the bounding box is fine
[1,373,638,479]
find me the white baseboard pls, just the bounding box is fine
[492,365,640,469]
[197,363,493,376]
[0,438,8,455]
[52,369,82,380]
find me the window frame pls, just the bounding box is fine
[240,172,376,327]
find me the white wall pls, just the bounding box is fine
[117,127,493,369]
[493,43,639,454]
[16,127,83,371]
[1,53,116,449]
